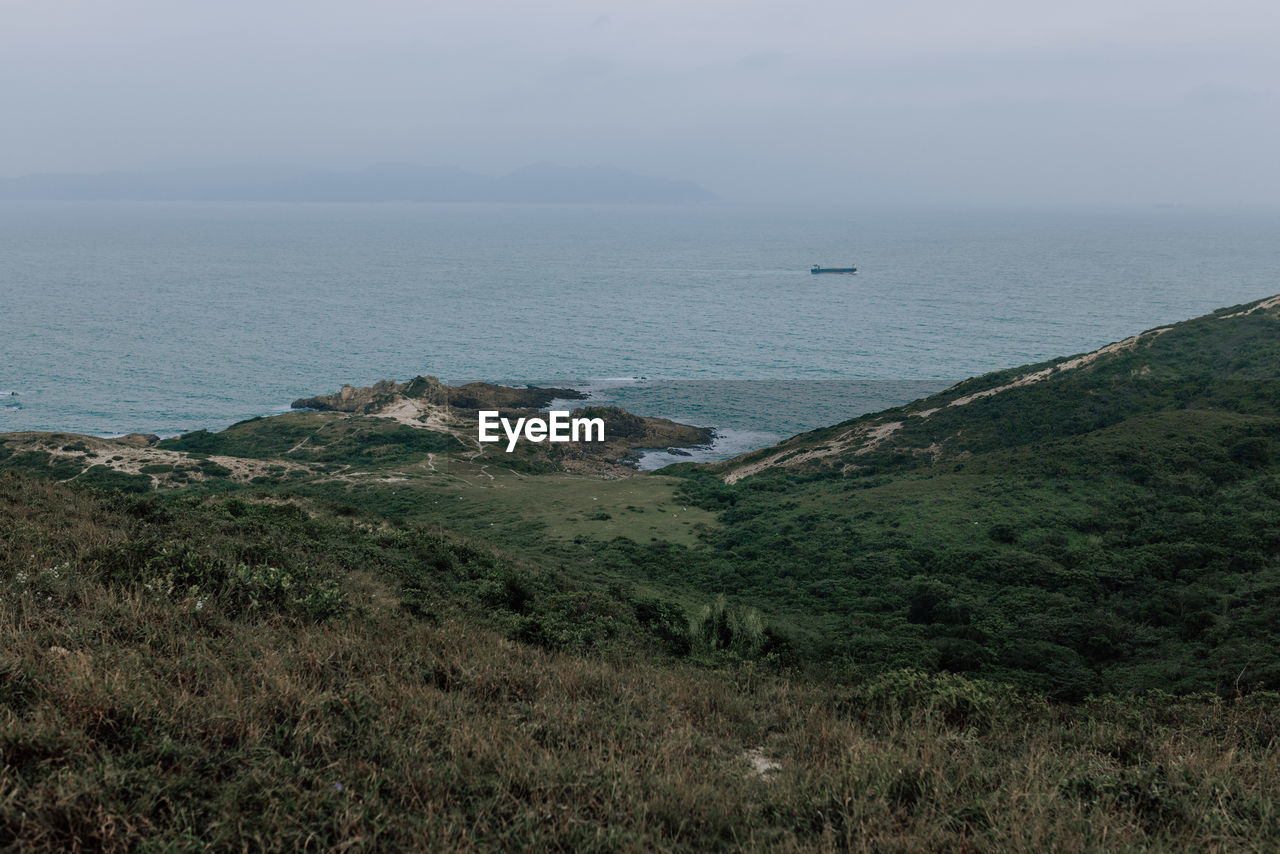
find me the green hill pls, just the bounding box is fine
[718,294,1280,482]
[6,295,1280,697]
[6,295,1280,847]
[651,294,1280,696]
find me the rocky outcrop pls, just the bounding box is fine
[291,377,443,413]
[449,382,587,411]
[291,376,586,414]
[570,406,713,449]
[4,369,714,484]
[287,376,711,475]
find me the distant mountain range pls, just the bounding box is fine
[0,163,717,204]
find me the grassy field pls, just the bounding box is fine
[302,458,719,548]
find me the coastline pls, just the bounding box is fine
[0,376,956,472]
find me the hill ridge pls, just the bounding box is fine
[719,292,1280,483]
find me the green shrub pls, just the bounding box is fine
[634,598,692,655]
[847,669,1039,731]
[198,460,233,478]
[76,465,152,494]
[690,595,767,657]
[135,545,348,620]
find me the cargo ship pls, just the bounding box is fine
[810,264,857,274]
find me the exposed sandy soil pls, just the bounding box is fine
[374,398,455,431]
[0,432,317,488]
[744,747,781,779]
[947,327,1171,407]
[724,420,904,484]
[721,323,1176,484]
[1221,294,1280,318]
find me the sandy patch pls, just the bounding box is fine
[724,421,903,484]
[374,398,454,431]
[1220,295,1280,318]
[3,433,314,487]
[721,324,1174,483]
[947,327,1170,408]
[744,748,781,779]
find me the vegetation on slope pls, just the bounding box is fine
[605,297,1280,698]
[7,298,1280,701]
[4,472,1280,851]
[719,297,1280,481]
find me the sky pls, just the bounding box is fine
[3,0,1279,205]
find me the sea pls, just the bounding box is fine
[4,201,1279,468]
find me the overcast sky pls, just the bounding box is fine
[3,0,1278,205]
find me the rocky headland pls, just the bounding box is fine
[0,376,715,487]
[291,376,588,415]
[292,375,713,476]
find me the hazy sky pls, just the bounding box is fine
[4,0,1278,205]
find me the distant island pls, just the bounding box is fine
[0,162,717,204]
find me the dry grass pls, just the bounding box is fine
[3,474,1280,851]
[5,591,1279,851]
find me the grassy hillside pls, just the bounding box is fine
[6,296,1280,700]
[278,293,1279,700]
[620,296,1280,697]
[4,472,1280,851]
[7,295,1280,846]
[718,296,1280,481]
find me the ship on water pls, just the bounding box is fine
[810,264,857,274]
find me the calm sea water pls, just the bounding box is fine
[4,202,1279,461]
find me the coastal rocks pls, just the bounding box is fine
[570,406,713,448]
[449,382,587,411]
[283,376,714,476]
[292,378,429,414]
[291,375,587,414]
